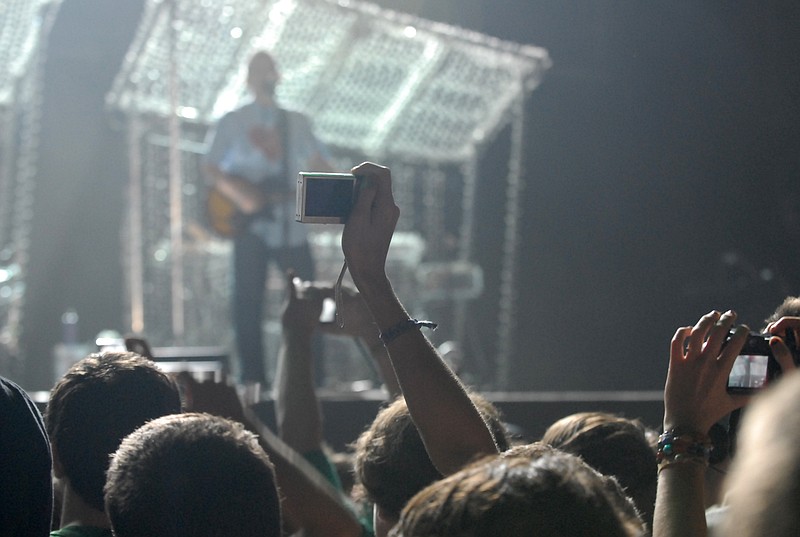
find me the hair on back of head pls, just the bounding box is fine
[45,351,181,511]
[764,296,800,326]
[541,411,657,529]
[393,447,642,537]
[354,392,509,519]
[105,412,281,537]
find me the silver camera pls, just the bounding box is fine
[295,172,357,224]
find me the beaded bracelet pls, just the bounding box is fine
[657,429,712,472]
[380,318,438,345]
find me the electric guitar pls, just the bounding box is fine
[206,175,293,238]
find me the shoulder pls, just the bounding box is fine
[218,104,251,125]
[217,101,259,124]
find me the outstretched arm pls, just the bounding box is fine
[341,162,498,476]
[273,272,326,453]
[653,310,749,537]
[318,284,402,398]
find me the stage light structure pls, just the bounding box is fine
[106,0,550,389]
[0,0,62,377]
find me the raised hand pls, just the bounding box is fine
[281,270,329,338]
[663,310,750,435]
[766,316,800,375]
[341,162,399,291]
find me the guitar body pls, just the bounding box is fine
[206,185,245,238]
[206,175,292,238]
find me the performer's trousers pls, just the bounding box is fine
[233,232,314,384]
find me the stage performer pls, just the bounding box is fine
[204,50,332,387]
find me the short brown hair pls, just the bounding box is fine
[45,352,181,511]
[393,449,639,537]
[541,412,657,528]
[354,392,508,519]
[105,413,281,537]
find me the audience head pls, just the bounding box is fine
[764,295,800,326]
[541,411,657,528]
[105,412,281,537]
[354,393,508,533]
[392,445,642,537]
[721,371,800,537]
[0,375,52,537]
[44,351,181,512]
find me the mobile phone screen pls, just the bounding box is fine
[727,354,769,390]
[319,297,336,324]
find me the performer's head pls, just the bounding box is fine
[247,51,280,104]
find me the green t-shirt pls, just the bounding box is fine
[303,449,374,537]
[51,526,113,537]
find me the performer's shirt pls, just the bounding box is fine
[204,101,329,248]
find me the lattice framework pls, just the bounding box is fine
[107,0,550,388]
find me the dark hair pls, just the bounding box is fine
[541,412,657,529]
[764,296,800,326]
[393,449,639,537]
[354,392,508,519]
[1,376,53,536]
[45,352,181,511]
[105,413,281,537]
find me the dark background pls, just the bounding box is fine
[20,0,800,390]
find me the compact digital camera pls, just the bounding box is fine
[295,172,357,224]
[726,329,798,394]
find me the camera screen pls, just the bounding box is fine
[305,177,354,218]
[319,297,336,324]
[727,354,769,389]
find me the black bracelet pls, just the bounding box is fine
[380,318,438,345]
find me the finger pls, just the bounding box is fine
[687,311,720,356]
[351,162,396,220]
[288,276,302,303]
[351,161,390,178]
[705,310,737,357]
[768,317,800,343]
[770,336,796,373]
[347,174,377,223]
[719,325,749,370]
[767,316,800,332]
[670,326,693,362]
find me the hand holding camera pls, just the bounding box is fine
[281,271,332,339]
[663,310,750,436]
[317,285,381,347]
[341,162,400,292]
[726,317,799,393]
[766,316,800,370]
